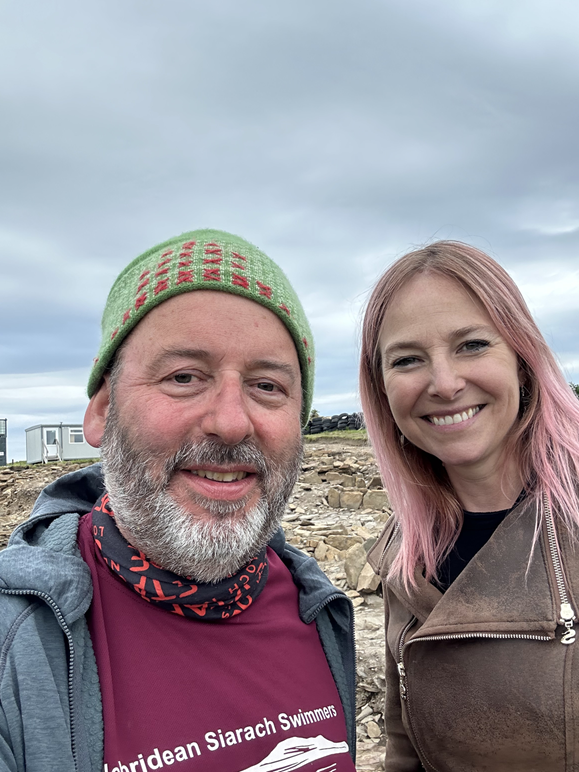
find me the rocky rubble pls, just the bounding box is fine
[0,440,389,770]
[283,442,389,770]
[0,462,96,548]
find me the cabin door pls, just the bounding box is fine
[43,428,60,461]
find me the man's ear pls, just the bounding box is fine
[84,377,111,448]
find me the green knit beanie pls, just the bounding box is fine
[88,229,315,425]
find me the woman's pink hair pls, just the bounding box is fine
[360,240,579,587]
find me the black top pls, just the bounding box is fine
[437,493,525,592]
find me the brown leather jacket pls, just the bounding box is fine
[367,496,579,771]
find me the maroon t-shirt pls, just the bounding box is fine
[78,514,355,772]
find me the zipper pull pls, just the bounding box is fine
[559,602,576,645]
[397,661,408,700]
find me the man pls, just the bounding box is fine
[0,230,356,772]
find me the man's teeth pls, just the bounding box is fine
[430,406,480,426]
[192,470,248,482]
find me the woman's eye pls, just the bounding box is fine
[462,339,490,353]
[173,373,194,384]
[392,356,419,368]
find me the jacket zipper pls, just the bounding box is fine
[310,592,357,758]
[0,587,79,771]
[397,494,577,700]
[397,616,416,700]
[543,493,577,644]
[392,495,577,771]
[379,521,400,565]
[398,624,551,700]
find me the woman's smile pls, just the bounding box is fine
[423,405,482,425]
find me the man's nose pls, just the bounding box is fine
[199,374,254,445]
[427,357,466,401]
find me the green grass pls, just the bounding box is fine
[303,428,368,443]
[5,458,100,469]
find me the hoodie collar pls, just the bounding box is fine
[0,464,105,624]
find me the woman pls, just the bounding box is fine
[360,241,579,771]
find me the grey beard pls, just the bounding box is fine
[100,408,302,583]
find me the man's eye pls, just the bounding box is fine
[257,382,276,392]
[173,373,193,384]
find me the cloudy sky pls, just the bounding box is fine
[2,0,579,461]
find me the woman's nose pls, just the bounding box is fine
[427,358,466,401]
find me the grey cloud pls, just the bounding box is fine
[2,0,579,457]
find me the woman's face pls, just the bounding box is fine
[379,272,522,482]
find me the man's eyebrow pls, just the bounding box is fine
[248,360,298,384]
[383,326,495,356]
[146,348,212,373]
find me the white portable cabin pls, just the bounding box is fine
[0,419,6,466]
[25,424,100,464]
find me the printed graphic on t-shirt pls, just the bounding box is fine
[100,699,353,770]
[103,726,349,771]
[239,734,348,771]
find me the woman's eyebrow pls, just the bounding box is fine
[450,325,495,339]
[382,340,422,356]
[382,325,495,357]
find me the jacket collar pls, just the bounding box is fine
[382,497,560,637]
[0,464,105,625]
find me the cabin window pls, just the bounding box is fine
[69,428,84,444]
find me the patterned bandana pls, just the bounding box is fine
[90,494,269,621]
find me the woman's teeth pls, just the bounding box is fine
[429,406,480,426]
[192,470,248,482]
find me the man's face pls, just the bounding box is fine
[93,290,304,582]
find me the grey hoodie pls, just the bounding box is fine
[0,465,356,772]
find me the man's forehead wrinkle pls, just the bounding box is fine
[142,347,298,381]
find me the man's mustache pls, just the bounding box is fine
[161,439,269,482]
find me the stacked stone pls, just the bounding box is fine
[281,443,390,768]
